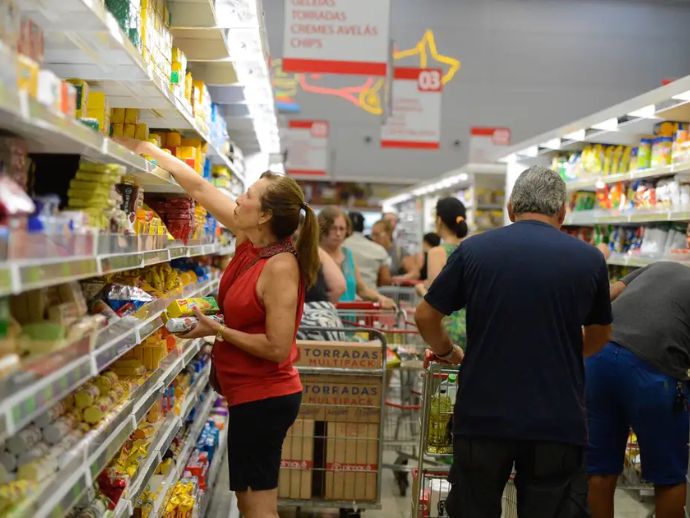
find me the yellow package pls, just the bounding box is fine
[124,123,137,138]
[167,132,182,148]
[135,123,149,140]
[111,123,125,137]
[165,297,219,318]
[16,55,39,99]
[602,146,614,175]
[87,91,107,110]
[111,108,126,124]
[125,108,139,123]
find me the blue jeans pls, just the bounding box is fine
[585,342,688,485]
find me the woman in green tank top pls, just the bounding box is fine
[416,197,468,349]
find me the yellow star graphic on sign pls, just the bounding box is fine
[393,30,461,84]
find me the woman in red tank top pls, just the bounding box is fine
[115,138,320,518]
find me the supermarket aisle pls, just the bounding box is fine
[206,453,653,518]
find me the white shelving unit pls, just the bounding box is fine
[496,72,690,273]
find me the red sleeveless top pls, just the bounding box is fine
[214,240,304,406]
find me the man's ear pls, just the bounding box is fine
[507,201,516,223]
[557,204,566,226]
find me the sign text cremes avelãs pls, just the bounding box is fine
[283,0,391,76]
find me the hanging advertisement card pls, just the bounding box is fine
[381,67,442,149]
[286,120,329,177]
[283,0,391,76]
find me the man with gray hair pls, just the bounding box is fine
[416,165,612,517]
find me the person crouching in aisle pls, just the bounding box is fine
[586,260,690,518]
[114,137,319,518]
[415,165,612,518]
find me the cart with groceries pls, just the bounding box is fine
[336,302,428,497]
[413,363,518,518]
[276,326,387,518]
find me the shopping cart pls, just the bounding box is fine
[379,284,422,314]
[335,301,405,329]
[278,327,387,518]
[412,363,518,518]
[335,303,427,497]
[620,430,655,503]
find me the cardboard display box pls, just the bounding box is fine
[278,419,314,500]
[324,422,379,502]
[295,340,383,370]
[299,374,382,424]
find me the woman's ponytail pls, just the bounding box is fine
[296,204,320,288]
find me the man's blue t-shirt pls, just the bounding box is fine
[425,220,612,446]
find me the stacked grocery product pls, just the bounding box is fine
[0,278,223,515]
[0,257,216,377]
[426,372,457,455]
[553,121,690,182]
[569,173,690,213]
[278,339,384,502]
[564,223,687,259]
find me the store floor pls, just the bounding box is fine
[206,452,654,518]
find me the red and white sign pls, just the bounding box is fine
[469,127,512,163]
[381,68,442,149]
[282,0,390,76]
[286,120,329,177]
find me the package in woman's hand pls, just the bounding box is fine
[165,296,219,318]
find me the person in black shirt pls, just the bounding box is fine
[586,261,690,518]
[416,165,612,518]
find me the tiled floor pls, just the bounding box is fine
[207,452,655,518]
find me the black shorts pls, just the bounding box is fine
[227,392,302,492]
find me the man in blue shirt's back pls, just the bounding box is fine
[416,166,612,518]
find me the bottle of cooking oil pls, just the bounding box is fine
[427,380,452,453]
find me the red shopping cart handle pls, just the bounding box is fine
[335,301,381,310]
[391,279,420,287]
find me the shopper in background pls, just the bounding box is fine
[419,232,441,281]
[345,211,392,287]
[416,165,612,518]
[416,198,468,349]
[115,137,318,518]
[371,219,405,275]
[383,211,399,236]
[318,206,396,308]
[586,261,690,518]
[297,237,347,341]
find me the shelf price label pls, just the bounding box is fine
[101,253,143,274]
[381,68,442,150]
[19,258,99,290]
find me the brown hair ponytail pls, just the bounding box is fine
[259,172,320,287]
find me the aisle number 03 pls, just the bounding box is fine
[417,69,443,92]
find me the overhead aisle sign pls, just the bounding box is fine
[381,68,442,149]
[286,120,330,177]
[282,0,391,76]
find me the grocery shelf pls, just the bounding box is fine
[607,253,690,269]
[564,208,690,226]
[565,162,690,191]
[150,381,214,518]
[15,336,204,518]
[0,242,231,297]
[0,278,218,441]
[198,422,229,518]
[19,0,245,184]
